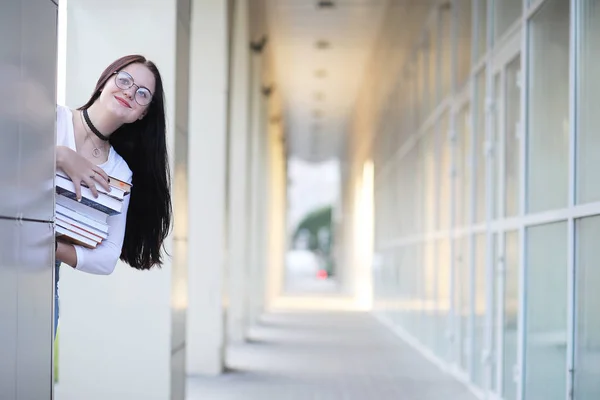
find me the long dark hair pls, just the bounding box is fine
[79,55,172,270]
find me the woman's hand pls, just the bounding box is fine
[56,146,111,200]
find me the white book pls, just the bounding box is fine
[56,225,98,249]
[56,175,122,216]
[56,196,108,225]
[56,204,109,234]
[56,219,103,244]
[56,212,108,239]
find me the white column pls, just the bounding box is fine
[226,0,251,344]
[246,49,263,326]
[186,0,229,376]
[255,90,270,316]
[56,0,187,399]
[265,116,287,309]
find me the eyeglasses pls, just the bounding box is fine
[113,71,153,106]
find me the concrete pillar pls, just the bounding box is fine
[247,48,272,325]
[186,0,229,376]
[256,89,270,315]
[56,0,188,399]
[265,114,287,309]
[226,0,251,344]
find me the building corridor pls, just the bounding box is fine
[187,309,477,400]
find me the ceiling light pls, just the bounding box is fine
[317,1,335,9]
[315,40,330,49]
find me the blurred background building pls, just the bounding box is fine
[1,0,598,399]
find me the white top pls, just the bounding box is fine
[56,105,133,275]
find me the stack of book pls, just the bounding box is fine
[55,170,131,248]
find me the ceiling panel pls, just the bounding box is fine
[266,0,392,162]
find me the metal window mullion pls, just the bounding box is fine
[483,0,497,392]
[448,0,461,367]
[465,0,486,381]
[516,0,530,397]
[380,196,600,249]
[526,0,549,19]
[496,231,507,397]
[566,0,578,398]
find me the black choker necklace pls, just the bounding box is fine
[82,109,109,141]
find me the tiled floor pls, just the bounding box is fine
[187,311,478,400]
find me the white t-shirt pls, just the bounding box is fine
[56,105,133,275]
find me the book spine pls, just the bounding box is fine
[56,205,109,233]
[56,187,120,216]
[56,213,108,239]
[56,195,108,224]
[55,175,122,213]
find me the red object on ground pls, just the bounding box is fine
[317,269,328,280]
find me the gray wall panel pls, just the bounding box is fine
[0,0,57,220]
[0,1,22,218]
[0,219,53,399]
[16,220,54,399]
[19,0,57,221]
[0,219,19,399]
[0,0,57,399]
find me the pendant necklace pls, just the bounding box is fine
[80,109,109,158]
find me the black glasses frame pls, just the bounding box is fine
[113,71,153,106]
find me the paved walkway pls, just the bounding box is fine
[187,310,477,400]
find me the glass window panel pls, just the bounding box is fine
[436,238,451,361]
[439,3,452,99]
[456,0,473,89]
[423,241,437,350]
[503,231,519,400]
[454,236,470,370]
[493,73,501,219]
[524,221,567,400]
[426,127,437,233]
[526,0,570,213]
[505,55,521,217]
[438,113,451,230]
[455,104,472,227]
[576,0,600,204]
[575,215,600,399]
[417,48,426,127]
[490,233,498,393]
[472,233,486,387]
[474,69,486,223]
[415,141,424,234]
[428,29,438,112]
[475,0,488,60]
[494,0,522,40]
[413,243,427,344]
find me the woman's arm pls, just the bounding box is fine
[67,193,131,275]
[56,241,77,267]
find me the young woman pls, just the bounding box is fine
[54,55,172,336]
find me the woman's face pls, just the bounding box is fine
[99,63,156,124]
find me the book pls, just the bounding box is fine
[56,175,122,216]
[56,203,109,233]
[55,170,128,249]
[56,170,127,200]
[56,196,108,225]
[56,225,98,249]
[108,175,132,194]
[56,219,103,244]
[56,212,108,240]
